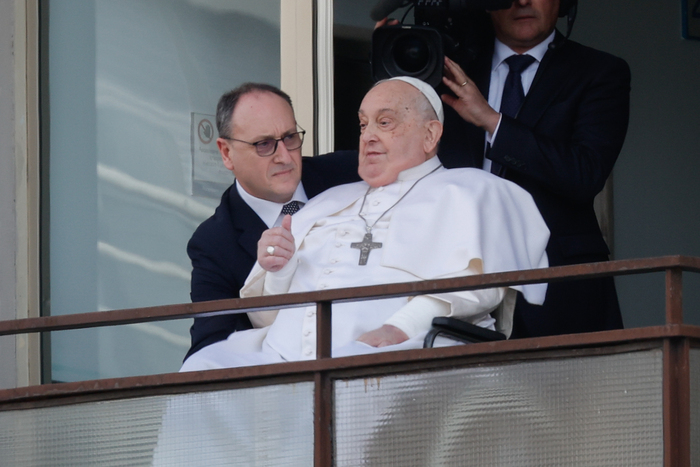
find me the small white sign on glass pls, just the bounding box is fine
[191,112,233,198]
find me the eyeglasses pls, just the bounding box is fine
[222,129,306,157]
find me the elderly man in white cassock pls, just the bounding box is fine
[179,76,549,371]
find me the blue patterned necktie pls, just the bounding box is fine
[281,200,301,216]
[500,54,536,118]
[491,54,536,176]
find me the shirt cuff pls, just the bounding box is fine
[384,295,451,339]
[485,113,503,145]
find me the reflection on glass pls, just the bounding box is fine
[46,0,281,381]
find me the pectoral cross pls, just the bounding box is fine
[350,232,382,266]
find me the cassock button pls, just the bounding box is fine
[319,284,328,289]
[306,310,315,317]
[335,243,342,248]
[324,269,332,274]
[304,349,312,356]
[303,330,311,336]
[372,201,380,206]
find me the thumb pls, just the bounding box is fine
[281,214,292,232]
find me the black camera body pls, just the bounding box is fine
[370,0,578,87]
[371,0,511,87]
[372,25,446,87]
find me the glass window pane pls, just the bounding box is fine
[333,0,375,151]
[44,0,281,381]
[0,382,314,466]
[335,350,664,466]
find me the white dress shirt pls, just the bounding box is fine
[483,31,556,172]
[236,181,308,227]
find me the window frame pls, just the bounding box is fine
[15,0,330,384]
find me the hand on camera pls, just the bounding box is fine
[441,57,500,134]
[374,17,400,29]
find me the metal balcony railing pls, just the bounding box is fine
[0,255,699,466]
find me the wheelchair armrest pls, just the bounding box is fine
[423,317,506,348]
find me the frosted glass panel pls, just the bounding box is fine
[0,382,313,466]
[335,350,664,466]
[45,0,280,380]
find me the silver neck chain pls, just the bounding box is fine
[357,164,442,233]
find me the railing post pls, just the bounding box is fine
[314,300,333,466]
[314,371,333,467]
[316,301,332,359]
[663,338,691,466]
[665,268,683,325]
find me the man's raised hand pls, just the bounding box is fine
[257,214,295,272]
[441,57,500,134]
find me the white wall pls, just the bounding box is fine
[574,1,700,327]
[335,0,378,28]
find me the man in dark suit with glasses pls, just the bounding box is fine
[184,83,358,363]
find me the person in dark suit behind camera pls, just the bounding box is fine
[434,0,630,337]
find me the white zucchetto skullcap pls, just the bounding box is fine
[386,76,444,124]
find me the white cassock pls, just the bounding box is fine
[180,157,549,371]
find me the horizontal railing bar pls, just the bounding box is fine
[1,324,699,410]
[1,255,698,337]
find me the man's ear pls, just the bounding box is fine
[218,138,235,172]
[423,120,443,154]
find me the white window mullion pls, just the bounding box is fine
[315,0,334,154]
[13,0,41,388]
[281,0,335,156]
[280,0,315,154]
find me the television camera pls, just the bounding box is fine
[370,0,578,87]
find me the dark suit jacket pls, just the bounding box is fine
[185,150,360,359]
[439,33,630,337]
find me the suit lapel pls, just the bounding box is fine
[228,183,268,260]
[518,32,570,125]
